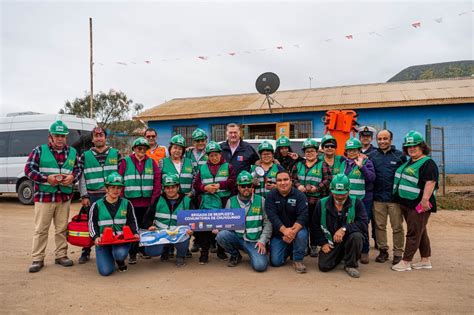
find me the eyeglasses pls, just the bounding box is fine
[324,144,336,149]
[145,135,156,138]
[134,147,147,151]
[239,184,253,189]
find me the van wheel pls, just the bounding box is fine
[18,180,34,205]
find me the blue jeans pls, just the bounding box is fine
[144,238,190,258]
[216,230,268,272]
[270,228,308,266]
[95,243,131,276]
[363,199,373,254]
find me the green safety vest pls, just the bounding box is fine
[83,148,119,190]
[97,198,128,235]
[38,144,77,194]
[296,160,323,197]
[344,159,367,200]
[250,163,279,198]
[123,156,154,198]
[185,149,208,173]
[230,195,264,242]
[320,196,356,245]
[199,163,231,209]
[161,157,194,194]
[154,196,191,230]
[393,156,432,200]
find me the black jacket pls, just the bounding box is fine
[312,195,368,246]
[368,146,407,202]
[264,187,308,237]
[143,194,196,229]
[220,140,259,175]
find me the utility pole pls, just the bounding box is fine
[309,76,314,89]
[89,17,94,118]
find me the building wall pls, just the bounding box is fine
[148,103,473,174]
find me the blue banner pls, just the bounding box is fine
[177,208,245,231]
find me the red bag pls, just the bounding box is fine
[67,206,94,248]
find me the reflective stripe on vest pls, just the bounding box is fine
[123,156,154,198]
[97,198,128,235]
[154,196,191,230]
[230,195,264,241]
[38,144,77,194]
[83,148,119,190]
[186,149,208,172]
[296,160,323,197]
[251,164,279,198]
[347,159,367,200]
[320,196,356,245]
[161,157,194,194]
[199,163,231,199]
[393,156,431,200]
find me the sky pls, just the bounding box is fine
[1,0,472,117]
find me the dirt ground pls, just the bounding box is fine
[0,195,473,314]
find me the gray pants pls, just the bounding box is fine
[373,201,404,256]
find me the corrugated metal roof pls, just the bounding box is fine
[137,77,474,121]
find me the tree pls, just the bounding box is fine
[59,90,144,131]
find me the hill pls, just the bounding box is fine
[388,60,474,82]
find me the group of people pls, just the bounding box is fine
[25,121,438,278]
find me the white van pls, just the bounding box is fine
[245,138,322,157]
[0,113,97,204]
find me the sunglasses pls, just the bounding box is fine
[135,147,147,151]
[239,184,253,189]
[324,144,336,149]
[146,135,156,138]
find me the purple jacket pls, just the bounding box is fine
[344,158,376,202]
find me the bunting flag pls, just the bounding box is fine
[197,56,208,60]
[411,22,421,28]
[116,62,127,66]
[228,52,236,56]
[144,60,151,64]
[434,17,443,23]
[276,46,284,49]
[345,34,353,39]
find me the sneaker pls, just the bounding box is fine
[391,260,412,272]
[411,260,432,270]
[168,247,175,258]
[360,253,369,264]
[217,250,228,261]
[199,253,209,265]
[227,253,242,267]
[309,246,319,258]
[128,254,137,265]
[190,242,200,253]
[176,257,186,268]
[292,261,307,274]
[392,255,403,265]
[78,250,90,264]
[55,257,74,267]
[375,249,389,263]
[186,249,193,258]
[344,267,360,278]
[28,261,44,273]
[210,243,217,254]
[160,251,169,262]
[116,260,128,272]
[139,252,152,260]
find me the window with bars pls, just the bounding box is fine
[211,124,227,142]
[173,125,197,146]
[290,121,313,138]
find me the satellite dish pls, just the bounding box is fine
[256,72,280,95]
[255,72,284,113]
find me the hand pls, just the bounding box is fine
[134,234,140,239]
[265,182,275,190]
[212,229,219,235]
[255,160,262,166]
[309,185,318,193]
[94,237,102,245]
[420,199,432,212]
[186,229,193,236]
[354,156,364,168]
[204,184,219,193]
[186,146,195,152]
[273,159,281,165]
[255,242,266,254]
[186,192,194,198]
[288,152,299,160]
[321,243,332,254]
[81,197,90,207]
[47,174,60,186]
[282,235,293,244]
[61,174,74,185]
[148,226,157,231]
[333,228,346,243]
[297,185,306,193]
[359,153,368,160]
[252,177,260,186]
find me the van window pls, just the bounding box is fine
[8,130,49,157]
[0,132,9,157]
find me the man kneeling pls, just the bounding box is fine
[216,171,271,272]
[312,174,368,278]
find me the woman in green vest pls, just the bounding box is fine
[185,128,209,173]
[250,141,284,198]
[320,134,346,176]
[88,172,139,276]
[291,138,331,257]
[158,134,195,198]
[342,138,375,264]
[392,131,438,272]
[142,174,195,267]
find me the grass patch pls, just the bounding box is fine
[437,194,474,210]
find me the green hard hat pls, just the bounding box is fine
[403,130,424,147]
[258,141,274,153]
[132,137,150,149]
[192,128,207,141]
[302,138,319,151]
[237,171,253,185]
[206,141,222,154]
[49,120,69,135]
[162,174,180,187]
[276,136,290,148]
[170,134,186,147]
[330,174,351,195]
[345,138,362,150]
[321,134,337,147]
[105,172,124,186]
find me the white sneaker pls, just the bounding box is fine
[411,261,432,270]
[391,260,412,271]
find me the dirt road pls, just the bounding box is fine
[0,196,473,314]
